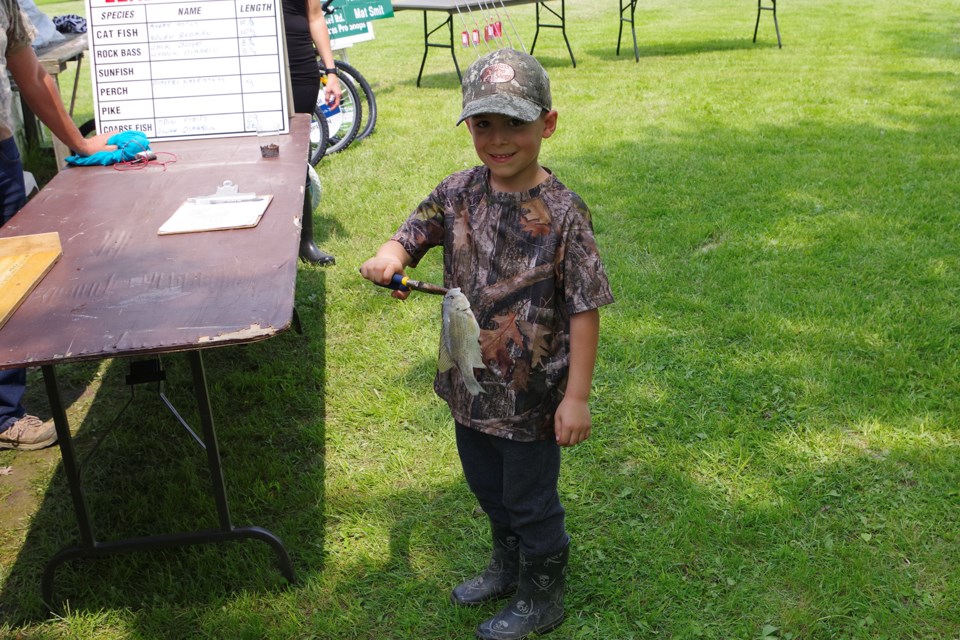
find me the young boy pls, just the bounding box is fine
[360,48,613,640]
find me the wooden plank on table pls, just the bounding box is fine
[0,232,62,330]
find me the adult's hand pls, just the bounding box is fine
[72,132,116,157]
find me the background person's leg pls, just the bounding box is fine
[0,136,56,449]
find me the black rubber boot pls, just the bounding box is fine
[451,527,520,606]
[475,544,568,640]
[299,196,335,265]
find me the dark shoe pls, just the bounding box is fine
[300,192,334,265]
[475,544,568,640]
[0,415,57,450]
[451,527,520,606]
[299,242,335,265]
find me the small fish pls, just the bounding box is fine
[438,287,486,395]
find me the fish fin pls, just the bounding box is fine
[468,347,486,371]
[462,373,485,396]
[437,343,455,372]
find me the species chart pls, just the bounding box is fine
[86,0,290,140]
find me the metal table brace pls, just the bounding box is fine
[40,351,296,607]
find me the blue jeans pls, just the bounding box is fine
[455,422,569,557]
[0,136,28,433]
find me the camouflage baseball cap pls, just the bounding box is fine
[457,48,552,125]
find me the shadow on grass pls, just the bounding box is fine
[587,36,765,63]
[392,45,580,90]
[562,98,960,425]
[397,69,462,91]
[0,268,328,629]
[546,99,958,636]
[556,436,960,638]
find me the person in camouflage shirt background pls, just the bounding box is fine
[361,48,613,640]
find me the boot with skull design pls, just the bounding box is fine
[451,527,520,605]
[474,543,568,640]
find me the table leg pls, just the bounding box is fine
[447,11,461,82]
[617,0,639,62]
[753,0,782,48]
[40,353,297,609]
[531,1,575,67]
[417,11,430,87]
[187,350,296,583]
[67,53,83,116]
[41,365,95,548]
[416,11,460,87]
[188,350,232,529]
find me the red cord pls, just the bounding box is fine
[113,152,178,171]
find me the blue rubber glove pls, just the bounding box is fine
[65,130,151,166]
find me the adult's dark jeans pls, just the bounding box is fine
[0,135,29,433]
[455,422,569,557]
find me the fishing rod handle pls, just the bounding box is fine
[370,272,411,292]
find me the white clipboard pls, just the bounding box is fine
[159,181,273,235]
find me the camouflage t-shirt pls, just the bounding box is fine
[393,166,615,442]
[0,0,35,141]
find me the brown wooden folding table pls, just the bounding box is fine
[0,114,312,606]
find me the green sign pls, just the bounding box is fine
[326,16,373,43]
[328,0,393,27]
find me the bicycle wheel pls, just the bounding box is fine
[318,71,361,154]
[309,107,330,165]
[335,60,377,141]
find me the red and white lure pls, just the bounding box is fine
[455,0,525,56]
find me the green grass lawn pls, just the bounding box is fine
[2,1,959,638]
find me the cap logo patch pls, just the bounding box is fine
[480,63,515,84]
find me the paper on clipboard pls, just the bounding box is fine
[158,195,273,235]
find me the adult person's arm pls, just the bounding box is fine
[307,0,342,109]
[6,44,113,156]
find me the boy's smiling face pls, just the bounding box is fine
[465,111,558,193]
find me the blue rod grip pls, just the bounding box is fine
[375,273,410,292]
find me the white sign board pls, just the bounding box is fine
[87,0,290,140]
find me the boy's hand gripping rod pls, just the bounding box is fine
[371,272,449,295]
